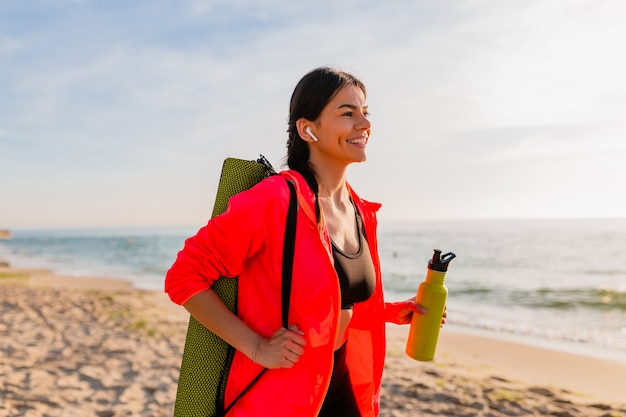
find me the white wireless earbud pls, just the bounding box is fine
[306,127,319,142]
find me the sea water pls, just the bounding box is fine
[2,219,625,361]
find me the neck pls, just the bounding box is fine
[313,163,349,203]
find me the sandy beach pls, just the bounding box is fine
[1,265,625,417]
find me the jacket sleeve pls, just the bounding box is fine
[164,179,280,305]
[383,301,415,324]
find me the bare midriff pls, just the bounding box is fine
[335,308,353,350]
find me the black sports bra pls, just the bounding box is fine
[331,205,376,310]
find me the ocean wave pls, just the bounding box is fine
[508,287,626,310]
[449,285,626,311]
[5,221,626,352]
[583,269,626,277]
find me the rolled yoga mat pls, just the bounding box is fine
[173,157,274,417]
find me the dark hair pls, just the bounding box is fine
[286,67,366,221]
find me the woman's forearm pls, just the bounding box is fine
[183,289,260,360]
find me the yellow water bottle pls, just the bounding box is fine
[406,249,456,362]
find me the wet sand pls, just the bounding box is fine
[1,266,625,417]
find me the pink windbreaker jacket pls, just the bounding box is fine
[165,170,395,417]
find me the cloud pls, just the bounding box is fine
[2,0,626,228]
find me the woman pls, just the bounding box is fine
[165,67,426,416]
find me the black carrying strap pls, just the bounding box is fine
[281,180,297,328]
[219,179,298,417]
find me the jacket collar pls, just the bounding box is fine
[280,169,381,225]
[280,170,317,225]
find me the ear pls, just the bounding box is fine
[296,118,317,143]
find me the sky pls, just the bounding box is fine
[1,0,625,230]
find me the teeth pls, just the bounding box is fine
[348,137,367,144]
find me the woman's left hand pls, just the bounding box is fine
[385,297,447,327]
[385,297,424,325]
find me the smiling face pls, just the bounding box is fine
[308,85,371,167]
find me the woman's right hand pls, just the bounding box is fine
[255,324,306,369]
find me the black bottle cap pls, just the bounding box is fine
[428,249,456,272]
